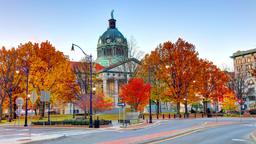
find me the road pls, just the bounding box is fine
[146,123,256,144]
[0,118,255,144]
[26,117,256,144]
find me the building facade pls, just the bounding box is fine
[96,11,140,108]
[231,48,256,109]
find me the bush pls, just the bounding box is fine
[249,109,256,115]
[224,113,240,117]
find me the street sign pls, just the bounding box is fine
[15,108,23,116]
[40,91,45,102]
[118,102,126,107]
[31,90,38,104]
[45,91,50,102]
[15,97,24,107]
[40,91,50,102]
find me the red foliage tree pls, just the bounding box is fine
[93,92,113,113]
[120,78,151,112]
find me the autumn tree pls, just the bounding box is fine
[0,47,25,122]
[136,50,165,114]
[197,59,230,113]
[222,91,238,112]
[16,41,77,117]
[136,38,231,116]
[155,39,200,115]
[120,78,151,112]
[92,91,113,113]
[70,61,91,118]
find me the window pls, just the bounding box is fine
[242,58,245,64]
[247,57,251,63]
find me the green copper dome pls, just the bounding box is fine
[96,11,128,67]
[98,28,127,46]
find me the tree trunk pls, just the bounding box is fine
[203,100,207,114]
[8,89,13,122]
[13,102,17,119]
[40,101,45,119]
[176,102,180,114]
[185,101,188,118]
[0,102,3,123]
[84,108,87,119]
[156,100,160,115]
[159,101,162,113]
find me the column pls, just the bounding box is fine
[103,78,107,97]
[114,79,119,107]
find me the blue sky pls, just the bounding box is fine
[0,0,255,69]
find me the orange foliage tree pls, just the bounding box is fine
[138,38,201,114]
[136,38,231,115]
[0,41,78,121]
[16,41,77,118]
[120,78,151,112]
[198,60,230,113]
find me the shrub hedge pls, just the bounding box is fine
[249,109,256,115]
[32,119,111,125]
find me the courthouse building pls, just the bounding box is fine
[66,11,140,114]
[95,11,140,108]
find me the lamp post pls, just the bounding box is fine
[148,65,152,123]
[16,67,29,127]
[71,43,93,128]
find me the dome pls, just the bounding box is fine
[98,28,127,46]
[96,11,128,67]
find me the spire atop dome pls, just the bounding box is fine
[109,10,116,29]
[111,10,114,19]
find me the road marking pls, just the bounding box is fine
[146,129,201,144]
[232,139,248,142]
[242,124,256,129]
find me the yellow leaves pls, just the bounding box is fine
[12,41,78,105]
[222,91,238,111]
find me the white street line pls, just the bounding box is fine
[232,139,248,142]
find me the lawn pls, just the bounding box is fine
[0,113,122,126]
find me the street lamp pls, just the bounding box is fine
[92,87,96,92]
[71,43,93,128]
[16,67,29,127]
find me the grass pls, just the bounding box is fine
[95,114,120,120]
[0,114,122,125]
[0,112,180,126]
[0,114,74,125]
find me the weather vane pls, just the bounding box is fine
[111,10,114,19]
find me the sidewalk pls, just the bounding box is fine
[0,127,105,144]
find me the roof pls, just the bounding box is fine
[98,58,141,73]
[70,61,105,73]
[231,48,256,58]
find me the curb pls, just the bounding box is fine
[249,131,256,142]
[23,135,66,144]
[120,121,161,131]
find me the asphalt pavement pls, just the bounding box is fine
[26,117,256,144]
[146,123,256,144]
